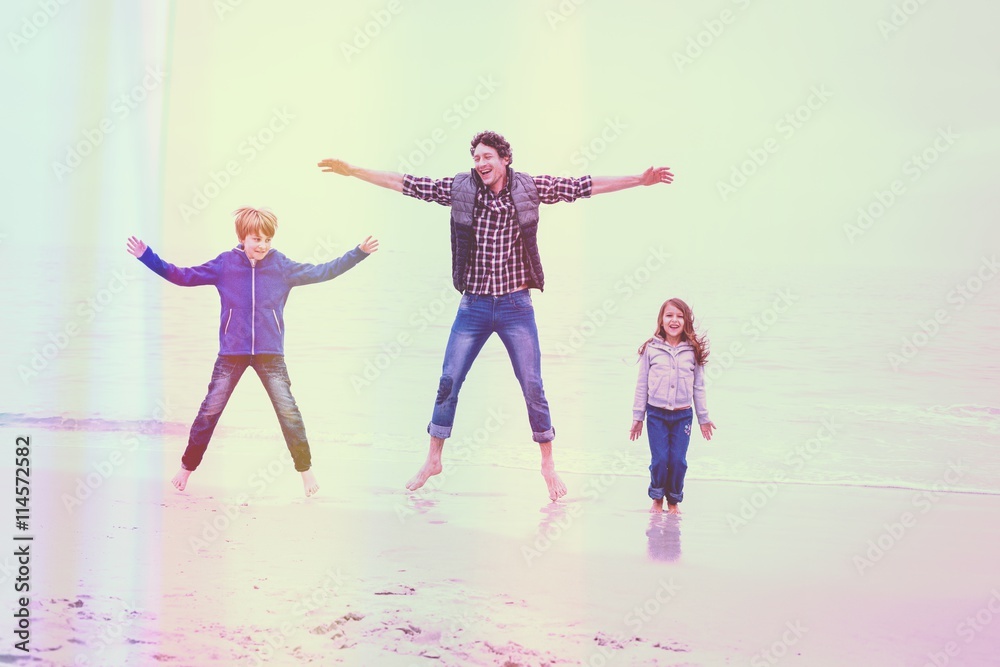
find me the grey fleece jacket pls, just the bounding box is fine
[632,338,711,424]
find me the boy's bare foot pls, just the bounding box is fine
[650,498,664,514]
[667,503,682,515]
[406,437,444,492]
[171,468,191,491]
[541,462,567,501]
[538,442,567,501]
[301,470,319,497]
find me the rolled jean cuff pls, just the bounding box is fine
[648,486,665,501]
[427,422,452,440]
[532,427,555,443]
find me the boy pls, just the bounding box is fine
[127,206,378,496]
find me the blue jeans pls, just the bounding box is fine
[182,355,311,472]
[646,405,693,504]
[429,290,554,443]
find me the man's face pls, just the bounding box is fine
[472,142,510,193]
[242,232,272,262]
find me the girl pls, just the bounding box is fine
[630,298,716,514]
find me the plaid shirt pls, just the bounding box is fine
[403,170,593,295]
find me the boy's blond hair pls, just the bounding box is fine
[233,207,278,241]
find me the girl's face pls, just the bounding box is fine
[662,304,685,340]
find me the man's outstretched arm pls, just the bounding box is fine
[591,166,674,195]
[317,158,404,192]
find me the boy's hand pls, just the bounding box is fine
[700,422,716,441]
[359,236,380,254]
[126,236,147,258]
[629,420,643,441]
[317,159,355,176]
[639,166,674,186]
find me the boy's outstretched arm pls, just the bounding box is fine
[126,235,219,286]
[286,236,379,287]
[317,158,404,193]
[591,166,674,195]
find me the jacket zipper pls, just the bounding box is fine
[224,309,233,334]
[272,309,281,334]
[251,263,256,354]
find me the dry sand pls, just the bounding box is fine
[5,430,1000,666]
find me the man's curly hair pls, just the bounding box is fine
[469,131,513,165]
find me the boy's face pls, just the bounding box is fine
[242,232,272,261]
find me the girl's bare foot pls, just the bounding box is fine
[667,503,681,515]
[406,437,444,492]
[171,468,191,491]
[301,470,319,497]
[541,462,567,501]
[650,498,664,514]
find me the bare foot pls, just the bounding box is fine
[406,437,444,492]
[541,462,567,501]
[406,459,443,492]
[667,503,682,515]
[301,470,319,497]
[171,468,191,491]
[650,498,664,514]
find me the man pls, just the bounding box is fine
[318,130,673,500]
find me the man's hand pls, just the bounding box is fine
[629,420,644,441]
[639,166,674,186]
[359,236,380,254]
[126,236,147,258]
[317,159,355,176]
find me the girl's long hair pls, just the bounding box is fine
[637,298,710,365]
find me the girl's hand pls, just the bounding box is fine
[629,420,643,441]
[359,236,380,254]
[126,236,147,258]
[701,422,716,441]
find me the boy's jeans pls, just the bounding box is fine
[646,405,693,504]
[429,290,554,443]
[182,354,311,472]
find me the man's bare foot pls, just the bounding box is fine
[406,460,442,491]
[301,470,319,497]
[541,462,567,501]
[406,437,444,492]
[667,503,682,515]
[650,498,664,514]
[171,468,191,491]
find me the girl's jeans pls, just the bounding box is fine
[182,354,311,472]
[646,405,693,504]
